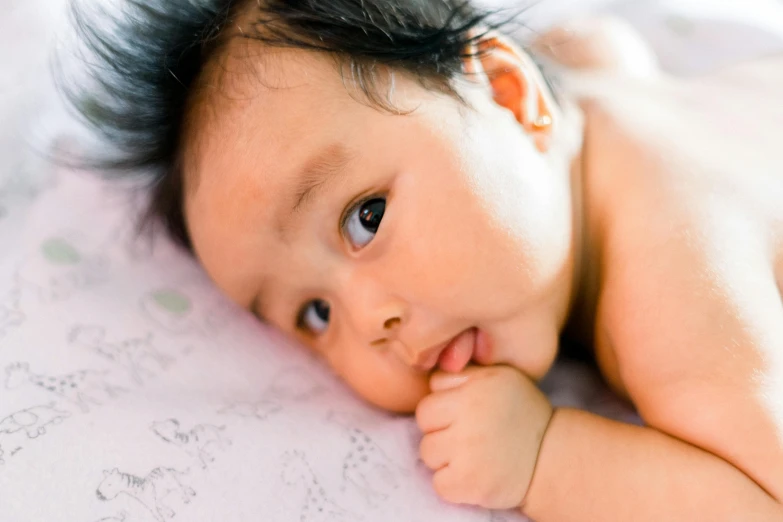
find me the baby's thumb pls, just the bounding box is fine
[429,371,471,392]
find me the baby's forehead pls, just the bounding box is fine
[183,42,448,185]
[182,46,341,175]
[189,46,339,131]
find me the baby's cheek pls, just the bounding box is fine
[362,376,430,414]
[334,356,430,414]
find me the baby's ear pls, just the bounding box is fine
[464,32,555,152]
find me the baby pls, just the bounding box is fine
[66,0,783,519]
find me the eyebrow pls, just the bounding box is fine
[275,143,353,241]
[292,144,353,214]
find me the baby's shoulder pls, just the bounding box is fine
[582,56,783,211]
[592,174,783,497]
[590,95,782,377]
[581,55,783,500]
[581,65,783,298]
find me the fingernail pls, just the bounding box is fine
[430,373,470,392]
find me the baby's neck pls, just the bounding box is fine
[560,105,605,354]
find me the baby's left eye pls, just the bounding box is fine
[343,198,386,249]
[298,299,330,335]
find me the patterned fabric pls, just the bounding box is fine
[2,1,782,520]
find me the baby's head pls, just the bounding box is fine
[71,0,582,412]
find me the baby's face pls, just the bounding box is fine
[185,44,576,412]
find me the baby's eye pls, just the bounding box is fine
[344,198,386,249]
[298,299,330,335]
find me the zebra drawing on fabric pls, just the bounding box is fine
[96,467,195,522]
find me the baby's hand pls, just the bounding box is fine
[416,366,553,510]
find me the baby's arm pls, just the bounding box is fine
[419,363,783,521]
[418,247,783,519]
[525,197,783,519]
[526,409,782,521]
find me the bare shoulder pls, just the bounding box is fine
[580,55,783,296]
[595,163,783,499]
[580,64,783,499]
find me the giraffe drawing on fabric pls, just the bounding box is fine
[68,326,174,385]
[4,363,126,413]
[96,467,195,522]
[327,412,400,507]
[281,451,358,522]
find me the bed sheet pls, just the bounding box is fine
[2,170,537,522]
[2,1,783,521]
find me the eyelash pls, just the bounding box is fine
[295,307,312,333]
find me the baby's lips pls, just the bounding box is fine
[472,328,492,365]
[437,328,477,373]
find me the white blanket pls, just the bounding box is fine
[1,1,782,521]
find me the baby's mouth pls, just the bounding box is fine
[414,328,492,373]
[436,328,477,373]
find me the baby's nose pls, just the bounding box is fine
[341,274,406,345]
[383,317,401,331]
[363,309,403,346]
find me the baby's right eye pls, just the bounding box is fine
[343,197,386,250]
[298,299,330,335]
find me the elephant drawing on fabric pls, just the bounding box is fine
[0,402,71,439]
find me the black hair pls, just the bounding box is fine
[63,0,516,249]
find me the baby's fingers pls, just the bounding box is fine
[432,465,470,505]
[415,390,459,434]
[419,430,453,471]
